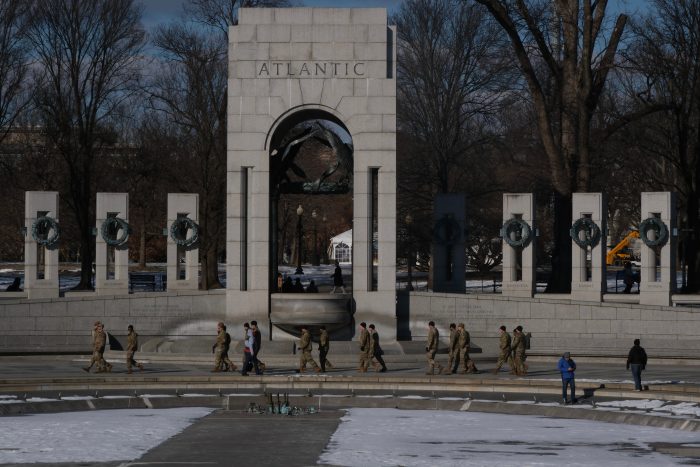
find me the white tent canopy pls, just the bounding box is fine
[329,229,352,264]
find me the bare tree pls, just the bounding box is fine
[150,0,289,289]
[0,0,30,144]
[26,0,145,289]
[617,0,700,292]
[150,24,228,289]
[396,0,512,194]
[475,0,628,292]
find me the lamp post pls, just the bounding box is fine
[295,204,304,275]
[322,214,329,264]
[405,214,414,291]
[312,210,320,266]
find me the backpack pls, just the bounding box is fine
[524,332,532,350]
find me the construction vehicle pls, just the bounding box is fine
[606,230,639,266]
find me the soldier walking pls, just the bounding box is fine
[83,321,106,373]
[457,323,478,374]
[318,325,332,372]
[426,321,442,375]
[221,324,236,372]
[369,324,388,372]
[492,325,512,374]
[211,322,227,372]
[512,326,527,376]
[125,324,144,374]
[358,322,371,372]
[298,325,321,373]
[445,323,458,374]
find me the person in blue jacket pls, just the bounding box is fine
[558,352,577,404]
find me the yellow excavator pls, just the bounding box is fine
[606,230,639,266]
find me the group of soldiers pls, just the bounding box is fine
[357,322,388,372]
[83,321,143,374]
[81,319,529,377]
[493,325,529,376]
[425,322,529,376]
[297,321,389,374]
[425,321,478,375]
[212,321,265,375]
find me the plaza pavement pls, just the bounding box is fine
[3,353,700,467]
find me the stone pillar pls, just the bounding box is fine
[95,193,129,295]
[227,8,397,340]
[432,193,466,293]
[24,191,59,299]
[570,193,607,301]
[167,194,199,290]
[640,192,677,306]
[501,194,535,297]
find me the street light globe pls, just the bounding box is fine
[296,204,304,216]
[312,209,317,219]
[405,214,413,225]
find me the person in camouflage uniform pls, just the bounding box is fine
[445,323,458,374]
[358,322,371,372]
[510,327,524,375]
[125,324,144,374]
[298,325,320,373]
[457,323,478,374]
[94,323,111,373]
[426,321,442,375]
[318,325,332,372]
[220,324,236,372]
[83,321,105,373]
[492,325,512,374]
[513,325,527,375]
[211,322,227,372]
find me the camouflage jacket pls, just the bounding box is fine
[427,327,439,352]
[126,331,138,352]
[299,330,312,352]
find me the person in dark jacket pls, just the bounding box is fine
[331,260,346,293]
[626,338,648,391]
[557,352,576,404]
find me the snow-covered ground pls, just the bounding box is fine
[319,408,700,466]
[1,404,699,465]
[0,407,213,464]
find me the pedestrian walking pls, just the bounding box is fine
[626,338,648,391]
[457,323,478,374]
[492,325,512,374]
[125,324,144,374]
[298,326,320,373]
[558,352,577,404]
[369,324,387,372]
[211,322,227,372]
[83,321,107,373]
[330,260,346,293]
[318,325,332,372]
[242,322,260,375]
[251,321,265,373]
[425,321,442,375]
[358,322,371,372]
[445,323,458,374]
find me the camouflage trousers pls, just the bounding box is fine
[88,350,111,372]
[213,348,224,370]
[513,350,527,374]
[299,350,319,370]
[359,350,371,371]
[426,350,442,374]
[126,350,141,371]
[446,351,456,373]
[495,348,512,370]
[458,348,478,373]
